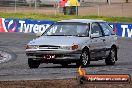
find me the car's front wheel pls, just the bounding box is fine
[105,48,117,65]
[28,58,41,68]
[76,49,90,67]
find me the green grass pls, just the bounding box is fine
[0,12,132,23]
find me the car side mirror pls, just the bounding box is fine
[36,32,43,37]
[91,33,100,38]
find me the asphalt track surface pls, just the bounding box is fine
[0,32,132,81]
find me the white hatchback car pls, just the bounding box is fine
[25,19,119,68]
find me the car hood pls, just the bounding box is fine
[28,36,88,46]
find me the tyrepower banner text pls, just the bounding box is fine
[0,18,54,33]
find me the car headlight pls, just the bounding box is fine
[60,46,71,50]
[60,44,79,50]
[26,45,39,49]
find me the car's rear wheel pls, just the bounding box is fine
[105,48,117,65]
[28,58,41,68]
[76,49,90,67]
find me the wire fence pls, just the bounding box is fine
[79,1,132,17]
[0,0,132,17]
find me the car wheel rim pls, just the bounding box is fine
[82,51,88,66]
[111,49,115,62]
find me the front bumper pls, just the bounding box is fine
[25,49,82,63]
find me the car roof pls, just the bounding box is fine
[58,19,105,23]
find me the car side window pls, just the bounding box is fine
[99,22,114,36]
[91,22,103,36]
[76,24,90,36]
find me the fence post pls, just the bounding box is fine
[108,0,111,5]
[126,0,128,3]
[54,2,57,16]
[97,5,100,16]
[76,1,78,16]
[34,0,37,11]
[15,0,16,13]
[121,3,124,17]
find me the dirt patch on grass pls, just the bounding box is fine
[0,79,131,88]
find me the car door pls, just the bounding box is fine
[98,22,116,55]
[89,22,107,59]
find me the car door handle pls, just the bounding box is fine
[102,39,106,42]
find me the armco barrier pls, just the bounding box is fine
[0,18,132,37]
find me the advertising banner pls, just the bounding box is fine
[0,18,132,37]
[0,18,54,33]
[110,23,132,37]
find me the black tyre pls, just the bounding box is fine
[28,58,40,68]
[105,48,117,65]
[76,49,90,67]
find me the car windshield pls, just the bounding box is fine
[43,22,89,37]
